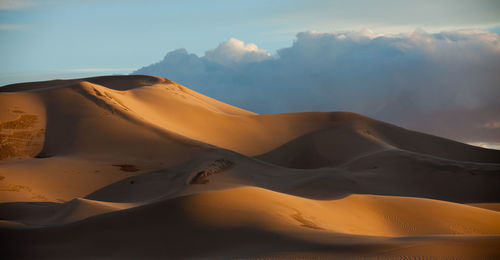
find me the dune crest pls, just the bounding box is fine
[1,75,499,259]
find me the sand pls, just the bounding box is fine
[1,75,499,259]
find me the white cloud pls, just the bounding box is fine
[204,38,271,66]
[134,29,500,144]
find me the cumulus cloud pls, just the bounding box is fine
[133,30,500,144]
[204,38,271,66]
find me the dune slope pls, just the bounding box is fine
[1,75,500,259]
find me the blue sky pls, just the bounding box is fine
[1,0,500,84]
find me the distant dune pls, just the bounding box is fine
[1,75,499,259]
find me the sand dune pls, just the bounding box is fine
[0,198,136,227]
[1,75,499,259]
[3,187,500,259]
[82,148,500,204]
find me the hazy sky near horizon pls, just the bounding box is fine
[1,0,500,84]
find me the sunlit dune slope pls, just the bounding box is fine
[2,75,497,202]
[1,75,500,259]
[2,75,499,163]
[2,187,500,259]
[0,75,498,201]
[6,186,500,236]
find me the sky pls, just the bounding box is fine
[1,0,500,147]
[1,0,500,82]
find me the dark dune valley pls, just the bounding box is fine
[1,75,499,259]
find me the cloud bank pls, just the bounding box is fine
[133,29,500,144]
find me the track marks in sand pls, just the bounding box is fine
[112,164,139,172]
[190,159,233,184]
[10,110,25,114]
[0,113,45,160]
[0,114,37,129]
[384,215,417,234]
[0,179,50,201]
[290,209,324,230]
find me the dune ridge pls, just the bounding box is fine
[1,75,499,259]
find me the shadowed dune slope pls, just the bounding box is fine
[1,75,499,201]
[256,115,500,169]
[2,75,499,165]
[1,75,500,259]
[2,187,500,259]
[81,149,500,204]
